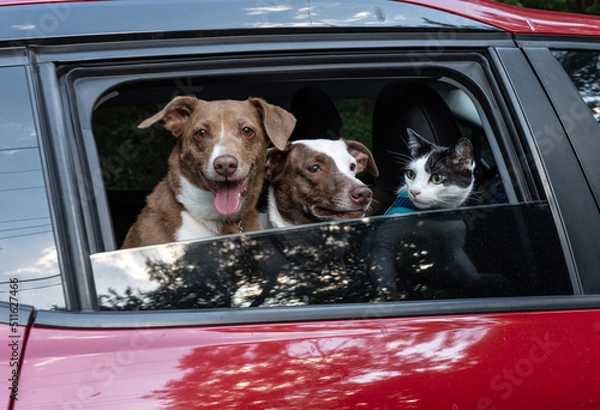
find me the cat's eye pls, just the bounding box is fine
[405,169,416,180]
[431,174,444,184]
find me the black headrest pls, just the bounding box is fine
[372,81,462,193]
[289,87,344,141]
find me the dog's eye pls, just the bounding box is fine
[431,174,445,184]
[309,164,321,173]
[350,163,357,173]
[241,127,255,138]
[194,129,207,140]
[405,169,416,180]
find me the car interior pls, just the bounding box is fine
[93,76,508,248]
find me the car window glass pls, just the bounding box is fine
[0,66,65,310]
[552,50,600,124]
[93,203,570,310]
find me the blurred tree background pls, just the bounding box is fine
[336,99,373,149]
[496,0,600,15]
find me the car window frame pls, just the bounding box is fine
[494,43,600,294]
[529,43,600,295]
[32,32,586,322]
[522,45,600,206]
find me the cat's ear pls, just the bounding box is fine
[406,128,433,158]
[450,138,476,170]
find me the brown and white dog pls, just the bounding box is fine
[121,96,296,248]
[263,138,379,228]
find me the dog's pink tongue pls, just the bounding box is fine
[214,182,241,216]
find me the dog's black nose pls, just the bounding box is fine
[214,155,238,177]
[350,185,373,205]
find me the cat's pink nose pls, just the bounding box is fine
[410,188,421,197]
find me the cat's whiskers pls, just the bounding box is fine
[387,150,412,166]
[467,188,484,202]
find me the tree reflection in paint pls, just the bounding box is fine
[143,319,496,409]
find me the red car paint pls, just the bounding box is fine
[15,310,600,409]
[403,0,600,36]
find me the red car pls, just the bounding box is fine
[1,0,600,408]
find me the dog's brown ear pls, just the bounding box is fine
[138,96,201,137]
[249,97,296,150]
[345,139,379,176]
[265,146,290,182]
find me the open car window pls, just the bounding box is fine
[74,53,573,312]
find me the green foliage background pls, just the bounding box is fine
[336,99,374,149]
[93,104,174,191]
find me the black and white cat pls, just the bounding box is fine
[369,128,502,301]
[386,128,475,214]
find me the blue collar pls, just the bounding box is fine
[385,191,419,215]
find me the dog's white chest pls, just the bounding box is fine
[176,210,220,241]
[175,176,223,240]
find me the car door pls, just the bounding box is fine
[5,1,600,409]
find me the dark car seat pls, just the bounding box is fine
[288,87,344,140]
[370,81,463,214]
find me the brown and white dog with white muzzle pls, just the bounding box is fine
[263,138,379,228]
[121,96,296,248]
